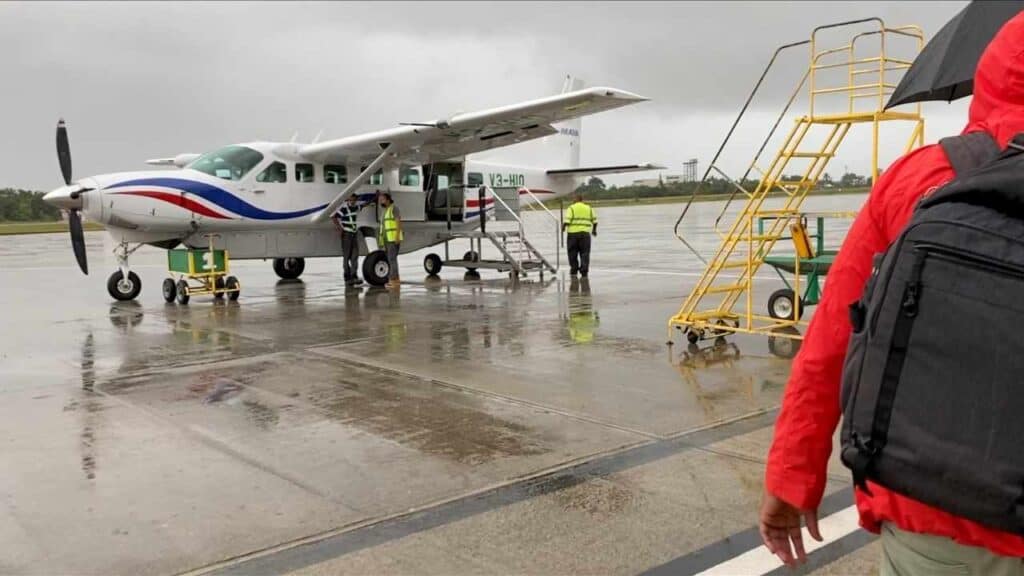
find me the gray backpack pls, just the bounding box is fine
[839,131,1024,533]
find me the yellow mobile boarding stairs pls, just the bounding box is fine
[668,18,926,357]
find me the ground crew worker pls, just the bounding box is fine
[562,193,597,277]
[760,13,1024,573]
[332,194,363,286]
[378,192,403,289]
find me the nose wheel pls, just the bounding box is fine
[107,270,142,301]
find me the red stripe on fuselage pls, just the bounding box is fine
[465,197,496,208]
[115,190,231,219]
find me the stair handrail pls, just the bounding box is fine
[672,37,810,263]
[484,185,559,273]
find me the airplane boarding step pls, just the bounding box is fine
[437,230,556,277]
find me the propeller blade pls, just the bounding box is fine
[57,119,72,186]
[69,209,89,275]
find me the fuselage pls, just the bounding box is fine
[44,141,581,258]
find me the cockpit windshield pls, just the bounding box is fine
[189,146,264,181]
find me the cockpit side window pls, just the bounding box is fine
[256,161,288,183]
[189,146,264,181]
[324,165,348,184]
[295,163,315,183]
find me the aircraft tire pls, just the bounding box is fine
[463,251,479,272]
[424,253,443,276]
[273,257,305,280]
[107,271,142,301]
[363,251,390,287]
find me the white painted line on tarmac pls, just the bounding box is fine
[591,267,779,280]
[695,505,861,575]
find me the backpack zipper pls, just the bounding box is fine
[914,243,1024,279]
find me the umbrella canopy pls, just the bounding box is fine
[886,1,1024,109]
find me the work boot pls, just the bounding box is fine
[353,277,364,286]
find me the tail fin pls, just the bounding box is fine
[551,76,583,169]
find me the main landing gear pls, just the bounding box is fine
[273,257,305,280]
[107,241,143,301]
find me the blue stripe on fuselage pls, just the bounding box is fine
[108,177,327,220]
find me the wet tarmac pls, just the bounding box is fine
[0,196,874,575]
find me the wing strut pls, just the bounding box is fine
[311,144,392,223]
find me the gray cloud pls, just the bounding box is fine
[0,1,970,190]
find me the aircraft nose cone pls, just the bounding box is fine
[43,184,83,210]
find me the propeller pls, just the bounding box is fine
[56,119,89,275]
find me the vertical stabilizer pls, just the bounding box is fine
[554,76,583,169]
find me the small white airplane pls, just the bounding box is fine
[44,78,661,300]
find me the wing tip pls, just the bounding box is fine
[589,86,650,102]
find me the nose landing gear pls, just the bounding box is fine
[107,241,143,301]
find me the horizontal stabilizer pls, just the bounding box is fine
[547,163,665,177]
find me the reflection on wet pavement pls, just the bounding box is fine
[0,198,868,575]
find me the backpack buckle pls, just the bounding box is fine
[849,432,876,495]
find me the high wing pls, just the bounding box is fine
[300,86,647,165]
[304,86,649,221]
[547,163,666,177]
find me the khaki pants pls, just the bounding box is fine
[881,523,1024,576]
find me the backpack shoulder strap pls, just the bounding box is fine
[939,132,1000,175]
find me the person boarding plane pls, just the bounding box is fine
[44,77,661,300]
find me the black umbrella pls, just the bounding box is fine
[886,1,1024,109]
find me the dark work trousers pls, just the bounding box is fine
[341,231,360,282]
[386,243,401,280]
[566,232,591,276]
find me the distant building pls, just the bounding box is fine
[632,174,684,187]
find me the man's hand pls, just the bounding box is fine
[759,489,822,567]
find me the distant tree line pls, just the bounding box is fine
[0,189,61,222]
[574,171,871,200]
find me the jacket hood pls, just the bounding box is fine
[966,11,1024,145]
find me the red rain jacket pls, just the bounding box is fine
[766,12,1024,556]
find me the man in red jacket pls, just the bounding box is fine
[761,12,1024,572]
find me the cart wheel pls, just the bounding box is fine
[768,289,804,321]
[424,253,443,276]
[463,251,479,272]
[686,329,700,344]
[162,278,177,303]
[213,276,226,299]
[224,276,240,301]
[176,279,190,305]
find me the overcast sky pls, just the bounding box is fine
[1,1,970,191]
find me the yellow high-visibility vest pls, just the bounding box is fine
[565,201,596,234]
[380,204,403,244]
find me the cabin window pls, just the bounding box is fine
[436,174,450,190]
[256,161,288,183]
[399,165,420,187]
[295,163,315,183]
[467,172,483,187]
[360,166,384,186]
[324,165,348,184]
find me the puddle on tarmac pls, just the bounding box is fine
[304,365,549,465]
